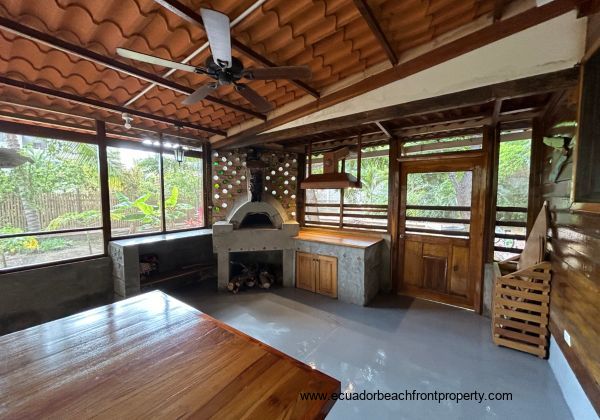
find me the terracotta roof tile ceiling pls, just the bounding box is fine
[0,0,501,139]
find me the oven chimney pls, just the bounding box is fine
[246,148,266,202]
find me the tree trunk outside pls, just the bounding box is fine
[6,134,42,232]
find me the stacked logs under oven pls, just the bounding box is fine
[227,262,276,294]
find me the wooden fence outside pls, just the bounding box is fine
[1,192,100,230]
[1,192,199,232]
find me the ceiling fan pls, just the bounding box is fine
[117,8,312,113]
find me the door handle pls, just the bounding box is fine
[399,234,405,239]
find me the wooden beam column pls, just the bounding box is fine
[96,120,112,252]
[527,117,545,233]
[202,142,213,227]
[388,138,400,292]
[482,124,501,263]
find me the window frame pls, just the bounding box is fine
[0,121,210,273]
[571,41,600,214]
[105,139,208,240]
[302,145,390,232]
[0,129,105,272]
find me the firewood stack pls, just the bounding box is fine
[228,262,277,293]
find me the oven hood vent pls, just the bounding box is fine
[300,173,361,189]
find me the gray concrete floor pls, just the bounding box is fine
[168,282,572,420]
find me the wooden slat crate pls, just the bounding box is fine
[492,261,552,358]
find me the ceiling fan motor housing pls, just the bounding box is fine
[206,56,244,85]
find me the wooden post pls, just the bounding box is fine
[159,139,167,232]
[307,140,312,176]
[356,134,362,184]
[482,124,500,263]
[202,142,212,227]
[388,138,400,292]
[96,120,111,253]
[339,159,345,229]
[528,118,545,234]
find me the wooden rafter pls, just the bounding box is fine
[213,68,579,148]
[0,75,225,136]
[154,0,319,98]
[216,0,586,146]
[493,0,507,22]
[0,106,205,145]
[0,16,265,120]
[375,121,395,138]
[0,17,265,121]
[352,0,398,65]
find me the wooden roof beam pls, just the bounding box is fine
[0,97,205,143]
[214,68,579,149]
[493,0,508,22]
[352,0,398,65]
[215,0,585,145]
[0,75,224,136]
[375,121,396,138]
[154,0,320,98]
[396,110,493,131]
[0,17,265,121]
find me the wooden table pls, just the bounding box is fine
[0,291,340,419]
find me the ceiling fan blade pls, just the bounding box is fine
[235,84,273,113]
[117,48,197,73]
[182,83,218,105]
[200,8,232,68]
[244,66,312,81]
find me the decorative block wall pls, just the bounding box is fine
[210,149,298,223]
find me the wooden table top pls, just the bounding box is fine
[0,291,340,419]
[295,228,384,249]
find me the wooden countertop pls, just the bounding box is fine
[294,228,384,249]
[0,291,340,419]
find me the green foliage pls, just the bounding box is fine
[0,227,38,254]
[497,139,531,207]
[110,187,193,229]
[37,237,73,252]
[111,191,161,227]
[0,141,100,201]
[345,156,389,204]
[47,210,102,230]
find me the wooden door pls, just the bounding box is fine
[316,255,337,298]
[396,156,485,310]
[296,252,315,292]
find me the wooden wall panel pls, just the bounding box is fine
[542,130,600,412]
[450,245,469,297]
[422,256,447,293]
[403,240,423,287]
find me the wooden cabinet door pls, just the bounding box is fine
[296,252,315,292]
[316,255,337,298]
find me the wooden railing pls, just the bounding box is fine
[405,204,471,237]
[304,203,388,231]
[494,206,528,255]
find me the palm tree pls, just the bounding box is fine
[4,134,41,232]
